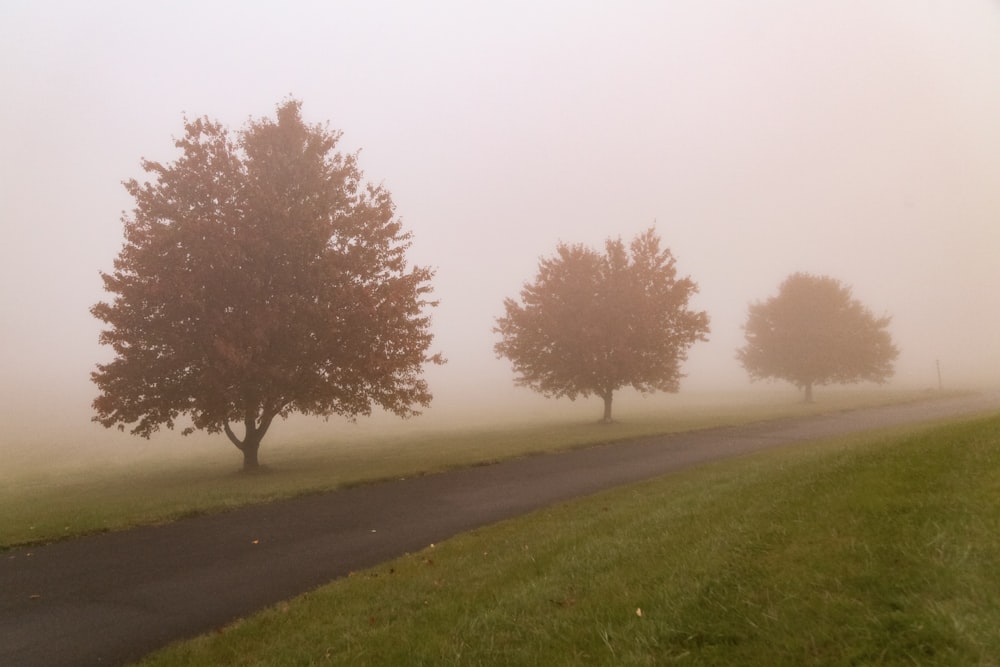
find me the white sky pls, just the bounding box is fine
[2,1,999,455]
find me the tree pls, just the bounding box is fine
[736,272,898,402]
[92,100,443,470]
[494,228,710,422]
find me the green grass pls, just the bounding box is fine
[0,389,942,550]
[137,414,1000,666]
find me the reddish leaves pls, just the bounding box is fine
[92,100,442,467]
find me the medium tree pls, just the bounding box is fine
[92,100,443,470]
[494,228,710,422]
[737,272,898,402]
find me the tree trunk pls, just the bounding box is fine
[601,392,614,423]
[240,437,261,471]
[224,408,275,472]
[804,382,814,404]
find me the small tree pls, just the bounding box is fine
[494,228,710,422]
[92,100,443,470]
[737,272,898,402]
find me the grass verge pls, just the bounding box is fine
[137,414,1000,666]
[0,389,943,550]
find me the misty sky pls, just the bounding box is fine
[2,1,999,453]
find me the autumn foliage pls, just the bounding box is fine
[92,100,442,469]
[737,273,898,402]
[494,229,710,422]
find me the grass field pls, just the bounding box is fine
[0,389,943,550]
[136,413,1000,666]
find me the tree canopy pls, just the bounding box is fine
[494,228,710,422]
[736,272,898,402]
[92,100,442,469]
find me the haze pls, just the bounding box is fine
[2,2,999,470]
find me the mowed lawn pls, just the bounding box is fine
[137,414,1000,666]
[2,389,938,550]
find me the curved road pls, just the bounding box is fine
[3,392,999,666]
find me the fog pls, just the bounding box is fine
[2,2,999,470]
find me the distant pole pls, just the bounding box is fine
[936,359,943,392]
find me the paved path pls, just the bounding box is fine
[3,392,999,666]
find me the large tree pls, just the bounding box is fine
[737,272,898,402]
[494,228,710,422]
[92,100,443,470]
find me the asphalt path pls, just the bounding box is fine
[3,392,999,666]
